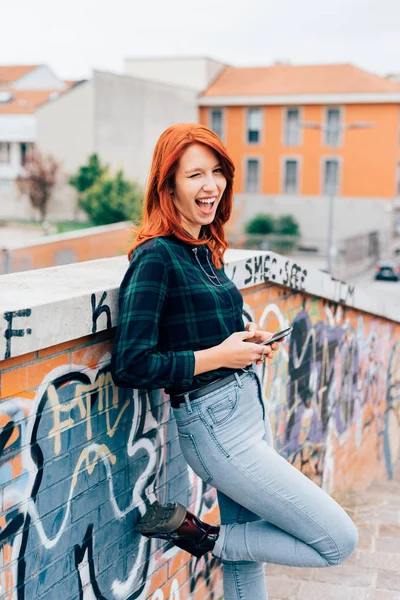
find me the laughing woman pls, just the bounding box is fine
[111,123,358,599]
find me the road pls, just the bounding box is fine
[348,269,400,304]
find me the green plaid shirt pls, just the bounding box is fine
[111,234,245,395]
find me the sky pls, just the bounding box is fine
[2,0,400,80]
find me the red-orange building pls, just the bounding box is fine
[199,64,400,200]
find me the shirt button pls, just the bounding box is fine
[229,307,233,312]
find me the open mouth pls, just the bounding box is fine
[195,197,217,213]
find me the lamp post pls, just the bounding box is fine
[299,119,373,275]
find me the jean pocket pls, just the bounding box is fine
[206,387,239,427]
[178,432,213,484]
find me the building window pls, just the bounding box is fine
[283,159,299,194]
[284,108,301,146]
[325,108,342,146]
[323,159,340,195]
[20,142,34,166]
[209,109,224,140]
[246,108,262,143]
[0,142,11,165]
[245,158,260,192]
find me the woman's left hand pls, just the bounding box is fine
[245,322,280,364]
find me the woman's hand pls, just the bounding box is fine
[216,327,280,370]
[245,322,280,365]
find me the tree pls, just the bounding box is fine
[68,153,106,194]
[245,213,276,235]
[78,169,143,226]
[16,148,60,222]
[274,214,300,236]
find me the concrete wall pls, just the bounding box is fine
[36,80,94,175]
[0,249,399,598]
[93,70,198,184]
[0,222,132,274]
[229,193,394,253]
[124,57,226,91]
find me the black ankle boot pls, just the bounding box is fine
[135,501,220,558]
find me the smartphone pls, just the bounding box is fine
[262,326,293,345]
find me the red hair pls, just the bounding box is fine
[128,123,235,268]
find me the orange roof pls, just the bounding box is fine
[0,65,39,85]
[0,89,62,114]
[203,63,400,97]
[64,80,79,88]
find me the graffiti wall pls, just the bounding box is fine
[0,338,222,600]
[241,285,400,493]
[0,249,399,598]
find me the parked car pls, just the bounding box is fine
[375,259,400,281]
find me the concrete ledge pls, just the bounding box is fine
[0,221,131,250]
[1,249,399,360]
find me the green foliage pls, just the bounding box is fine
[78,170,143,226]
[245,213,275,235]
[69,154,143,226]
[69,154,106,193]
[243,212,301,255]
[274,214,300,236]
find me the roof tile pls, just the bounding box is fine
[203,63,400,97]
[0,65,39,85]
[0,89,61,114]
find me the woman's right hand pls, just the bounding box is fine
[217,330,268,369]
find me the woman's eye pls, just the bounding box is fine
[189,173,200,178]
[214,168,223,173]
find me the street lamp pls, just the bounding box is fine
[300,119,373,275]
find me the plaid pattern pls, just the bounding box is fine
[111,235,245,395]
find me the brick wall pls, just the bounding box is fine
[0,222,132,275]
[0,250,399,599]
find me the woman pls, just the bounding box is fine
[111,123,358,599]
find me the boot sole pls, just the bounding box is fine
[135,501,187,535]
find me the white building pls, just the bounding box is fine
[0,65,83,220]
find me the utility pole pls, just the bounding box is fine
[300,119,373,275]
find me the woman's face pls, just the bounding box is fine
[171,143,227,239]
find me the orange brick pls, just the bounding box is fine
[0,352,36,371]
[144,564,168,597]
[0,354,69,399]
[38,339,81,358]
[71,339,113,368]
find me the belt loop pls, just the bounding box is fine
[234,372,243,388]
[184,393,193,413]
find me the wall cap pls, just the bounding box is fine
[1,250,398,360]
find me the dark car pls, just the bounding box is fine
[375,259,400,281]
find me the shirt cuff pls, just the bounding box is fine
[173,350,196,388]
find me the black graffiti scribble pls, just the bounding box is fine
[0,513,24,549]
[75,525,108,600]
[0,419,16,455]
[91,292,112,334]
[3,309,32,359]
[189,553,219,600]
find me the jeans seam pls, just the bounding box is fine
[199,414,230,458]
[226,453,342,564]
[233,562,244,600]
[179,432,213,484]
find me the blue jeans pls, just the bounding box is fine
[172,368,358,600]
